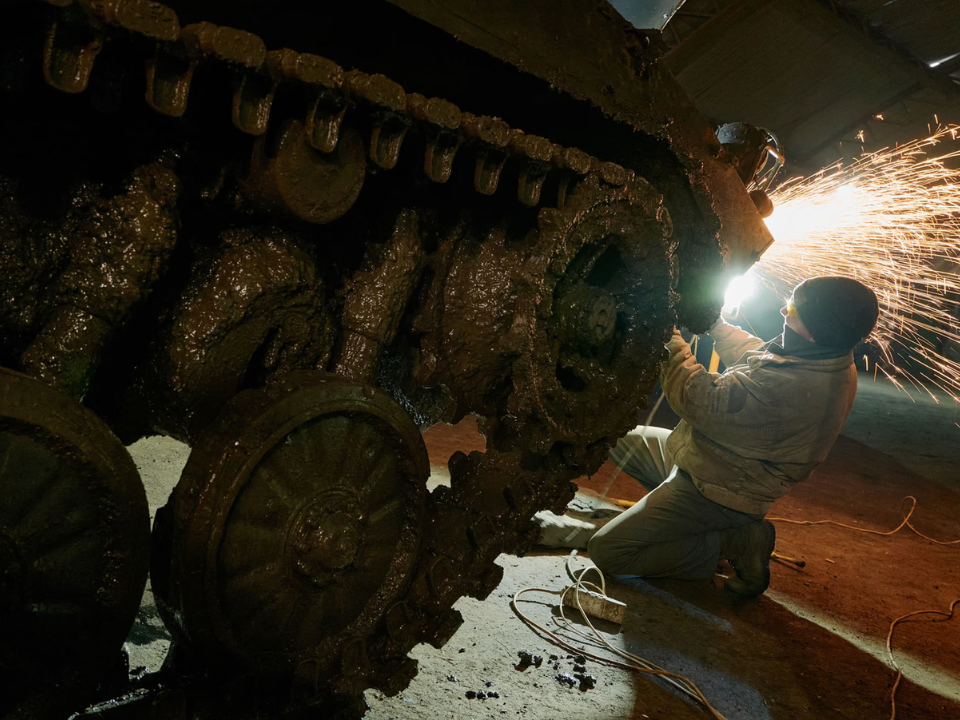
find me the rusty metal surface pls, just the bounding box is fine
[0,367,150,718]
[0,0,776,716]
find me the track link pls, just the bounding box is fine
[32,0,634,216]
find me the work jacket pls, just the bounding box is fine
[661,320,858,515]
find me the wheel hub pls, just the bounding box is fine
[555,283,618,348]
[291,493,364,582]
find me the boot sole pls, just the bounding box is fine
[724,520,776,598]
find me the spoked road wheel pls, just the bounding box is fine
[0,367,150,719]
[152,371,428,710]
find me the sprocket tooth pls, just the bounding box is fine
[447,449,472,489]
[382,600,423,657]
[466,513,502,557]
[468,563,504,601]
[326,695,370,720]
[368,113,410,169]
[328,638,373,697]
[424,609,464,649]
[424,554,463,610]
[374,657,419,697]
[507,520,543,557]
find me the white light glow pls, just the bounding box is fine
[722,273,756,315]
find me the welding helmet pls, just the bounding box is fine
[792,276,879,349]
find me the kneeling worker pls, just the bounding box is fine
[588,276,879,597]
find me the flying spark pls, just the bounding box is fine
[754,126,960,401]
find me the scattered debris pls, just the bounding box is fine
[447,675,460,682]
[515,650,543,670]
[574,673,597,691]
[484,680,494,687]
[464,689,499,700]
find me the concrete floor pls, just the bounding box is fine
[120,377,960,719]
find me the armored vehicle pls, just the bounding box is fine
[0,1,773,717]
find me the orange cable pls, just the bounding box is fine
[768,495,960,545]
[886,599,959,720]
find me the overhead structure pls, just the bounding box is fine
[640,0,960,171]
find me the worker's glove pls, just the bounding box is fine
[665,327,692,357]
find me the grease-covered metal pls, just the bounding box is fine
[2,161,180,398]
[130,225,335,443]
[0,368,150,719]
[413,172,675,456]
[0,0,774,717]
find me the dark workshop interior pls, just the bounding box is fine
[1,1,959,719]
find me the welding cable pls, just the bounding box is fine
[515,556,726,719]
[557,557,721,710]
[512,584,726,719]
[886,599,960,720]
[766,497,959,717]
[768,495,960,545]
[511,551,728,720]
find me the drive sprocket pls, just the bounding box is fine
[506,172,676,455]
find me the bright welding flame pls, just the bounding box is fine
[755,125,960,401]
[722,274,756,315]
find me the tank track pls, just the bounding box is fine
[29,0,635,215]
[3,2,675,717]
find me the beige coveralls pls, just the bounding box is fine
[588,320,858,579]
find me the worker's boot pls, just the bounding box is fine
[718,520,776,597]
